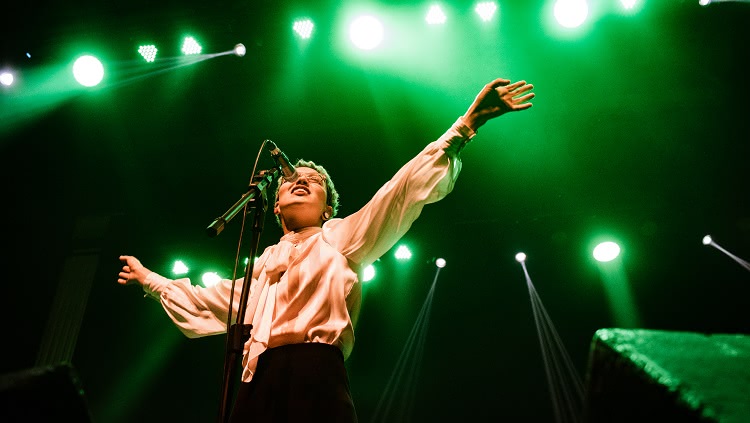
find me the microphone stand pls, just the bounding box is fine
[206,166,281,423]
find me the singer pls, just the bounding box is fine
[117,77,534,422]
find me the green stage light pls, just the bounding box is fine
[394,245,412,260]
[201,271,221,287]
[72,55,104,87]
[293,19,315,39]
[349,15,384,50]
[475,2,498,22]
[181,36,202,55]
[234,43,246,57]
[425,5,447,25]
[363,264,376,282]
[0,71,13,86]
[593,241,621,262]
[138,44,158,62]
[554,0,588,28]
[172,260,189,275]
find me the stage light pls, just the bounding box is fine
[234,43,246,57]
[425,5,447,25]
[201,271,221,287]
[435,258,446,268]
[349,15,384,50]
[620,0,637,9]
[593,241,620,262]
[181,36,202,55]
[554,0,588,28]
[363,264,376,282]
[138,44,158,62]
[475,2,498,22]
[72,55,104,87]
[172,260,189,275]
[394,245,412,260]
[515,252,527,263]
[293,19,315,39]
[702,235,750,272]
[0,71,13,86]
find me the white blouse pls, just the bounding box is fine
[143,117,476,381]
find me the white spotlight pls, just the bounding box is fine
[72,55,104,87]
[702,235,712,245]
[554,0,589,28]
[435,258,447,268]
[201,271,221,287]
[349,15,384,50]
[0,71,14,86]
[593,241,620,262]
[363,264,376,282]
[515,252,527,263]
[234,43,246,57]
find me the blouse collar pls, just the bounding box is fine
[280,225,323,245]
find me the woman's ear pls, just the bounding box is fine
[274,202,280,216]
[322,205,333,220]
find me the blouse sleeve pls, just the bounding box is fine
[323,117,476,270]
[141,272,242,338]
[141,248,276,338]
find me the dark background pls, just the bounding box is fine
[2,0,749,421]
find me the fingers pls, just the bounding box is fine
[516,92,535,103]
[498,81,532,96]
[487,78,511,89]
[503,80,527,91]
[118,255,140,285]
[499,81,534,109]
[117,269,129,285]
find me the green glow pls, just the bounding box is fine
[96,325,183,422]
[597,258,642,328]
[0,63,83,136]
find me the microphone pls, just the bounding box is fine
[265,140,298,183]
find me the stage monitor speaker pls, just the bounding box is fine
[583,328,750,423]
[0,363,93,423]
